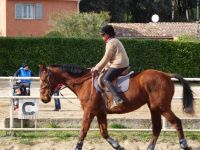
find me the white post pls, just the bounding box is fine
[197,0,199,20]
[9,78,13,128]
[35,119,37,128]
[21,119,23,128]
[162,117,167,130]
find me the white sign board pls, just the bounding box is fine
[18,99,39,119]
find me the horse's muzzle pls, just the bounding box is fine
[41,96,51,103]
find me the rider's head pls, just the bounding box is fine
[100,25,115,42]
[22,64,29,70]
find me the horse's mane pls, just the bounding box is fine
[49,64,90,76]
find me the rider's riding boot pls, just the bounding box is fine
[104,81,124,108]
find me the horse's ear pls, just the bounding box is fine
[39,64,47,71]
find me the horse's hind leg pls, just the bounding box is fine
[147,109,162,150]
[97,114,124,150]
[161,110,190,150]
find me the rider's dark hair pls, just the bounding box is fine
[100,25,116,37]
[22,64,28,68]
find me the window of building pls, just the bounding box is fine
[15,3,43,19]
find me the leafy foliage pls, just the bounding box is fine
[80,0,198,22]
[176,35,200,42]
[48,12,110,38]
[0,38,199,77]
[44,31,63,38]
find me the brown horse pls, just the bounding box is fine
[39,64,194,150]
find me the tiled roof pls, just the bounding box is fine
[111,22,199,38]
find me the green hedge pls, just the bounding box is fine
[0,37,199,77]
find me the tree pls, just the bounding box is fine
[173,0,196,21]
[80,0,198,22]
[48,12,110,38]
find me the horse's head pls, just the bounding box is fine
[39,64,58,103]
[39,63,91,103]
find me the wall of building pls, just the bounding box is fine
[0,0,7,36]
[6,0,79,36]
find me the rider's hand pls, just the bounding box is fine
[101,68,108,73]
[91,67,99,76]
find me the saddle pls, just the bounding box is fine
[94,68,134,93]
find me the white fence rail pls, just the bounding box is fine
[0,76,200,131]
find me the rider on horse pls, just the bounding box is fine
[92,25,129,108]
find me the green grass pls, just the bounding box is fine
[19,138,34,145]
[110,123,127,129]
[0,131,199,143]
[47,122,61,128]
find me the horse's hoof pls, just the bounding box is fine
[117,147,125,150]
[184,147,192,150]
[75,141,83,150]
[147,144,155,150]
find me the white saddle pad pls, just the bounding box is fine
[94,71,134,93]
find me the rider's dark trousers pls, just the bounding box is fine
[102,67,128,96]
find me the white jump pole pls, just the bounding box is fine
[9,77,13,128]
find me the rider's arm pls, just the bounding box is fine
[94,42,116,72]
[31,71,34,77]
[14,69,21,77]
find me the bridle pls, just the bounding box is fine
[40,68,95,99]
[40,69,56,97]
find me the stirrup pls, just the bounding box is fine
[111,97,124,109]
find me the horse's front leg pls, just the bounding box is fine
[97,113,124,150]
[75,111,95,150]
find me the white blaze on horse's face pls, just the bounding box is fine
[39,70,51,103]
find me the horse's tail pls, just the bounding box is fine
[170,74,194,114]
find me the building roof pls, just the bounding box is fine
[111,22,199,38]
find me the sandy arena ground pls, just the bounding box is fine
[0,138,200,150]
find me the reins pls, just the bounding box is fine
[54,85,67,93]
[69,71,95,101]
[59,92,81,108]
